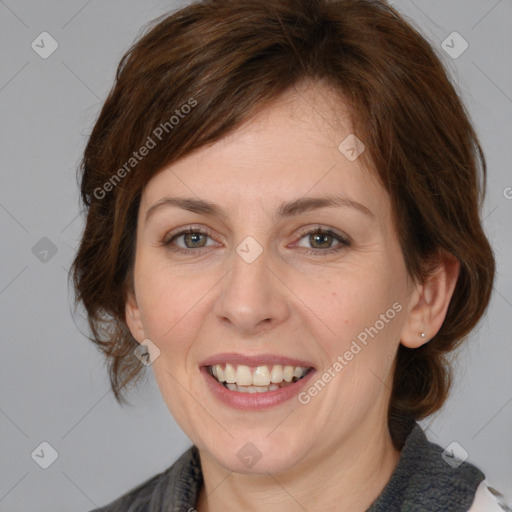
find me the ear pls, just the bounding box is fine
[125,288,145,343]
[400,251,460,348]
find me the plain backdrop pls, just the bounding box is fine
[0,1,511,510]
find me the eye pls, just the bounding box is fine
[161,227,218,252]
[294,226,350,254]
[160,225,350,255]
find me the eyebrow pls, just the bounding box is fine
[145,194,375,224]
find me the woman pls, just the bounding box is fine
[71,0,509,510]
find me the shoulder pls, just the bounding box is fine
[88,469,165,512]
[398,425,510,512]
[88,445,202,512]
[368,423,490,511]
[468,481,512,512]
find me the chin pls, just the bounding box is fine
[201,433,310,475]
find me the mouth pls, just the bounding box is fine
[206,363,314,393]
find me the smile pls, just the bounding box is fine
[207,363,313,393]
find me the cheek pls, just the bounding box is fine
[301,269,401,347]
[134,260,208,351]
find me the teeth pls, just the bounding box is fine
[216,365,225,382]
[270,365,283,383]
[235,365,253,386]
[253,366,270,386]
[226,383,281,393]
[283,365,294,382]
[293,367,304,379]
[210,363,310,388]
[225,363,236,383]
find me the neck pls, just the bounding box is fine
[196,420,401,512]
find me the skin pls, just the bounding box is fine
[125,81,460,511]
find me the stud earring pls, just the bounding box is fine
[420,332,426,338]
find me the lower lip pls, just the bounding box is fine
[201,366,316,410]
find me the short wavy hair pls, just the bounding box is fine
[71,0,495,446]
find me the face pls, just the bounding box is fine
[126,83,420,475]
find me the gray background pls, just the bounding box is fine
[0,1,511,510]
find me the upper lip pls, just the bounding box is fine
[200,352,315,369]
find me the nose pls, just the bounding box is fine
[213,244,290,336]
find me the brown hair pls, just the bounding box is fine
[71,0,495,443]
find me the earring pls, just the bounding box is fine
[420,332,426,338]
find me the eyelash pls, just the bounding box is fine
[161,225,351,256]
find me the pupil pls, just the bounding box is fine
[185,232,205,248]
[311,233,331,248]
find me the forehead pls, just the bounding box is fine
[140,83,386,218]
